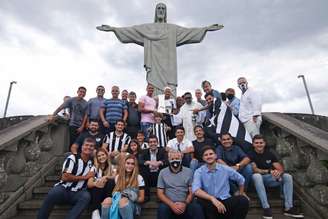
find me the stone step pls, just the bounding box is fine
[18,197,299,212]
[33,186,299,207]
[13,209,306,219]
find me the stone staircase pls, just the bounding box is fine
[1,114,326,219]
[10,158,310,219]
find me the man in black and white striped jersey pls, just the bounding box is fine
[37,138,95,219]
[102,119,131,162]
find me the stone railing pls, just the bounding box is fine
[0,115,34,131]
[286,113,328,132]
[0,116,69,218]
[262,112,328,219]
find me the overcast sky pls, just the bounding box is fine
[1,0,328,117]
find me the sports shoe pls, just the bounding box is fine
[263,208,273,219]
[284,207,304,218]
[91,209,101,219]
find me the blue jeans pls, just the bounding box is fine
[252,173,293,209]
[140,122,153,141]
[102,199,136,219]
[229,164,253,192]
[37,185,90,219]
[157,200,204,219]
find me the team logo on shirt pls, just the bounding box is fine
[266,160,272,164]
[96,138,101,142]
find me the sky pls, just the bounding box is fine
[1,0,328,117]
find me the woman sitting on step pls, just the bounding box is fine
[101,154,145,219]
[88,148,117,219]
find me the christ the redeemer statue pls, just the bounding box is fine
[97,2,224,95]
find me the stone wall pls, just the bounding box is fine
[0,116,69,218]
[261,115,328,219]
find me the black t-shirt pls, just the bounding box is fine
[192,138,214,161]
[127,102,140,126]
[75,131,105,151]
[248,149,278,170]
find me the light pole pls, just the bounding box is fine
[297,75,315,115]
[3,81,17,118]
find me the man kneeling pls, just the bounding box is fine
[37,138,95,219]
[157,151,204,219]
[192,146,249,219]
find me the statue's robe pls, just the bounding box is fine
[112,23,208,95]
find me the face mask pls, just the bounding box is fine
[169,159,182,169]
[238,84,248,92]
[226,94,234,100]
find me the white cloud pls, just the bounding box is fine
[0,0,327,117]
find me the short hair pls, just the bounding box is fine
[252,134,265,142]
[83,137,96,146]
[201,80,211,88]
[78,86,87,91]
[147,83,154,88]
[183,92,192,97]
[154,112,163,118]
[89,119,99,124]
[220,132,232,139]
[195,88,202,93]
[201,145,216,157]
[97,85,104,89]
[122,89,128,93]
[204,92,214,99]
[193,125,204,132]
[112,85,119,90]
[148,135,158,142]
[175,126,185,133]
[237,77,247,83]
[225,88,235,93]
[129,91,136,96]
[168,150,182,160]
[164,86,171,91]
[116,119,125,125]
[137,130,144,136]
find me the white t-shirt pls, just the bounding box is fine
[167,138,193,152]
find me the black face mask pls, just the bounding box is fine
[226,94,234,100]
[169,159,182,169]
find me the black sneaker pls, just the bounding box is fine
[284,207,304,218]
[263,208,273,219]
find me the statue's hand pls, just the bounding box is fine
[96,24,114,32]
[207,24,224,31]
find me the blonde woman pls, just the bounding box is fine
[101,154,145,219]
[88,148,117,219]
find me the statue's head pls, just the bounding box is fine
[154,3,167,23]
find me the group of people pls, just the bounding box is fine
[38,77,303,219]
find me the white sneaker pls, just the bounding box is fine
[92,209,101,219]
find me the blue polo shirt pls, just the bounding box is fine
[101,98,127,124]
[216,145,247,166]
[192,163,244,200]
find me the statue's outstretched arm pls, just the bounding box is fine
[96,24,115,32]
[206,24,224,31]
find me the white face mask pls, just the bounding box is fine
[238,83,248,92]
[169,159,182,168]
